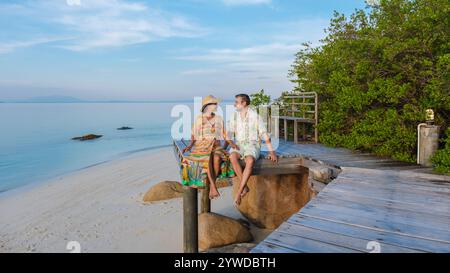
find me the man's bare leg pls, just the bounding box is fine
[230,152,243,181]
[234,156,255,206]
[230,152,249,199]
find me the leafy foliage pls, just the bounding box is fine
[431,128,450,174]
[287,0,449,172]
[250,89,271,107]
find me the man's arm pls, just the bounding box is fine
[257,113,277,162]
[263,133,278,162]
[224,113,238,150]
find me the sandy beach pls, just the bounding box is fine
[0,147,271,253]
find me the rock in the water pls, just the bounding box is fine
[199,213,253,251]
[143,181,184,202]
[233,172,313,229]
[72,134,102,141]
[117,126,133,130]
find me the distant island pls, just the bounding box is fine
[0,95,234,103]
[6,96,86,103]
[1,96,208,104]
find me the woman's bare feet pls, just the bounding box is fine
[209,187,220,199]
[234,193,242,206]
[234,186,249,206]
[240,185,250,198]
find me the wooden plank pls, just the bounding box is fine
[277,116,316,123]
[283,95,316,99]
[309,194,450,229]
[290,102,316,106]
[323,182,450,208]
[237,158,308,176]
[251,241,303,253]
[340,162,424,169]
[297,203,450,242]
[318,190,450,220]
[263,229,362,253]
[331,174,450,195]
[317,185,450,224]
[321,185,450,215]
[337,171,450,187]
[276,221,422,253]
[334,176,450,195]
[287,214,450,252]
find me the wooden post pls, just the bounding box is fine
[314,93,318,143]
[302,95,306,142]
[183,186,198,253]
[294,120,298,144]
[284,118,288,141]
[201,183,211,213]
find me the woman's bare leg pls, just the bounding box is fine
[208,154,221,199]
[230,152,243,181]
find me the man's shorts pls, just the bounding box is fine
[229,141,260,160]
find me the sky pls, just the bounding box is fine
[0,0,367,101]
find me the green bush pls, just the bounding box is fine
[431,128,450,174]
[287,0,449,172]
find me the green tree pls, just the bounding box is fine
[250,89,271,107]
[287,0,449,172]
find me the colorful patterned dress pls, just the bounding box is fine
[180,114,235,188]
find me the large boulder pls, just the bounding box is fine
[206,243,257,253]
[309,166,334,183]
[215,178,232,189]
[143,181,184,202]
[199,213,253,251]
[233,172,314,229]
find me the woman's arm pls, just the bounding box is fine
[183,137,196,153]
[222,117,238,150]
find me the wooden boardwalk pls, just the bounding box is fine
[252,141,450,253]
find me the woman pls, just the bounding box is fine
[181,95,237,199]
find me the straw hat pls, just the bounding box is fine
[202,95,220,112]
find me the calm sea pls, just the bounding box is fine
[0,102,184,193]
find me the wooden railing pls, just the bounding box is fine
[272,92,318,143]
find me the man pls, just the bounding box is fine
[227,94,278,206]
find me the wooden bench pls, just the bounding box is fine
[272,92,318,144]
[173,139,307,176]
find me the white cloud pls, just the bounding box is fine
[0,0,208,52]
[177,42,303,83]
[181,69,220,75]
[0,37,69,54]
[179,43,299,62]
[176,16,328,81]
[222,0,272,6]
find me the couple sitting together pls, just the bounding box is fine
[181,94,278,206]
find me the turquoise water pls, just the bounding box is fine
[0,103,181,193]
